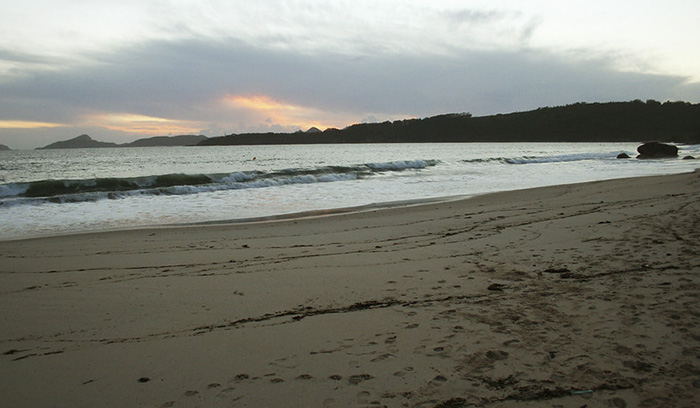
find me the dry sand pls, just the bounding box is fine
[1,170,699,408]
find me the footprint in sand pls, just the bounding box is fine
[428,375,448,387]
[412,399,439,408]
[610,397,628,408]
[215,387,238,399]
[485,350,509,361]
[394,367,415,377]
[233,373,250,382]
[348,374,374,385]
[371,353,396,362]
[357,391,371,404]
[270,356,297,369]
[427,345,453,358]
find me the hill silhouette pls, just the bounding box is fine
[37,134,207,149]
[199,100,700,146]
[123,135,207,147]
[38,134,119,149]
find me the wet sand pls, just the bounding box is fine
[1,170,699,407]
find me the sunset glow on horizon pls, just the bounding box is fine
[221,94,348,132]
[0,120,64,129]
[81,113,202,136]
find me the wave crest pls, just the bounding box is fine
[0,159,438,207]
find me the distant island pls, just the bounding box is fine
[199,100,700,146]
[0,144,11,151]
[38,134,119,149]
[37,134,207,150]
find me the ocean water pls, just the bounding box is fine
[1,143,699,240]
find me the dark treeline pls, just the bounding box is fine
[198,100,700,146]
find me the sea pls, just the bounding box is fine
[1,143,699,241]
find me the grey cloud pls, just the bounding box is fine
[444,9,511,26]
[2,36,699,148]
[0,48,56,65]
[440,8,541,47]
[444,9,502,27]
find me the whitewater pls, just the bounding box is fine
[1,143,698,240]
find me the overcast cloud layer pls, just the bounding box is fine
[1,1,699,149]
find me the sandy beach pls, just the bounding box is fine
[1,170,699,408]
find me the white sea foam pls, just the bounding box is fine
[0,183,27,198]
[221,172,258,183]
[366,159,430,170]
[504,152,621,164]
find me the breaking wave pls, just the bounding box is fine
[0,159,437,207]
[462,152,628,165]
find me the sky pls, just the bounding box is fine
[1,0,699,149]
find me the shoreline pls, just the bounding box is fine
[0,194,472,243]
[3,169,697,243]
[3,142,699,242]
[1,170,699,407]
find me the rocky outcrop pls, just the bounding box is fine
[637,142,678,159]
[616,153,630,159]
[0,144,10,151]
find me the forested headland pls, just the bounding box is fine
[199,100,700,146]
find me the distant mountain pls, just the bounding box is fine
[199,100,700,146]
[123,135,208,147]
[37,134,209,149]
[0,144,10,151]
[38,134,119,149]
